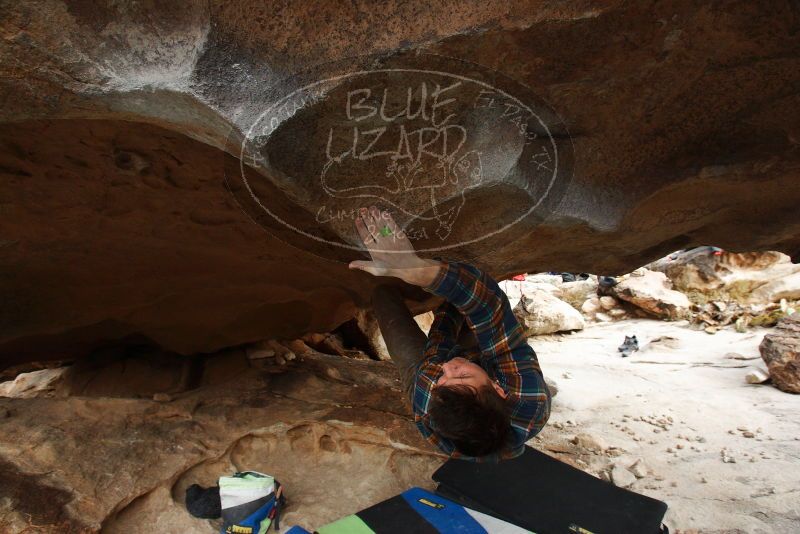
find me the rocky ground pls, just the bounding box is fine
[529,319,800,533]
[0,351,445,533]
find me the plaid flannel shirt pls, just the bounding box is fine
[412,259,551,461]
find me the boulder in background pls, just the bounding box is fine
[610,270,691,320]
[513,290,585,336]
[760,313,800,394]
[649,248,800,304]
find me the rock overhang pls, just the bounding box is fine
[2,0,800,364]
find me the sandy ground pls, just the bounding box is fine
[528,318,800,533]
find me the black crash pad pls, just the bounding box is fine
[433,446,668,534]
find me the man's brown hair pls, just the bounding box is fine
[428,383,511,457]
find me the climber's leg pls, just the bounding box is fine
[371,284,428,402]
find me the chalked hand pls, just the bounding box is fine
[349,206,442,287]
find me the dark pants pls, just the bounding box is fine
[372,285,429,403]
[372,285,479,403]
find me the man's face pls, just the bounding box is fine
[436,357,508,398]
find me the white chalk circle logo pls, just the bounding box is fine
[225,53,573,260]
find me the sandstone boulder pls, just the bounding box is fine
[744,368,770,385]
[599,296,619,311]
[580,294,629,322]
[750,272,800,304]
[610,270,691,320]
[0,348,443,532]
[513,290,585,336]
[595,312,613,323]
[414,311,436,335]
[649,249,800,304]
[759,314,800,394]
[611,464,637,488]
[581,297,601,316]
[0,368,66,398]
[354,309,392,361]
[504,275,597,312]
[502,279,562,310]
[558,278,600,309]
[627,458,649,479]
[570,433,608,453]
[2,1,800,367]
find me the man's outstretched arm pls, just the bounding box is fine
[348,205,524,361]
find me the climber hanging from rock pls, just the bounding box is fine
[348,205,551,460]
